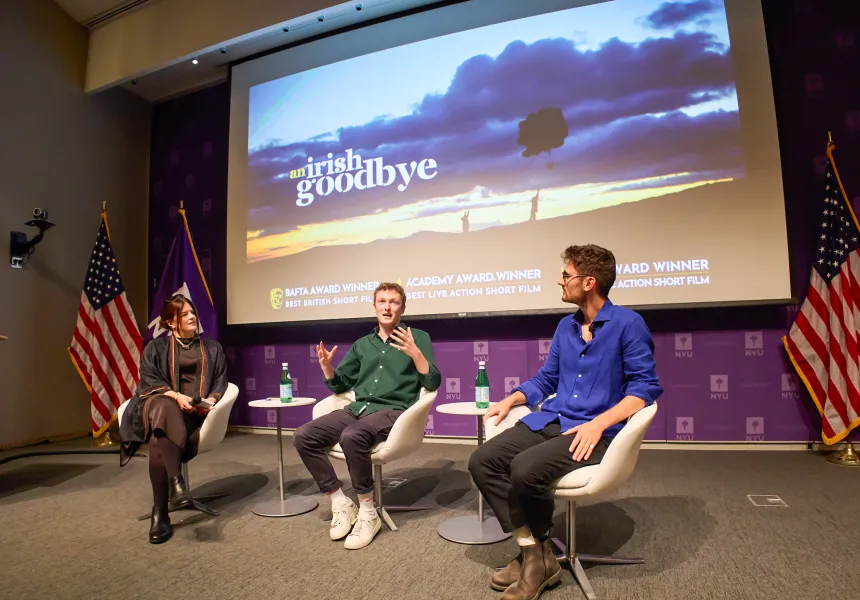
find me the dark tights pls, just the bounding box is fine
[148,431,183,508]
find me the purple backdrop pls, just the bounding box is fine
[147,0,860,443]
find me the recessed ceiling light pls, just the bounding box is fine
[192,58,199,65]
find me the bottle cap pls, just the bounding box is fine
[479,360,486,366]
[282,362,288,367]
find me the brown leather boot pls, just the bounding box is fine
[491,551,522,591]
[500,539,561,600]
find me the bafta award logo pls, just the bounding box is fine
[270,288,284,309]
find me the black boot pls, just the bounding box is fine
[149,506,173,544]
[168,474,191,510]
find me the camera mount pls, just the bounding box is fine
[10,209,55,268]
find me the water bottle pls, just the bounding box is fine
[475,360,490,409]
[280,362,293,403]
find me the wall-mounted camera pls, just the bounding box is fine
[10,208,56,269]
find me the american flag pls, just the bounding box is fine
[68,213,143,435]
[783,141,860,444]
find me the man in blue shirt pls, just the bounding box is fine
[468,244,663,600]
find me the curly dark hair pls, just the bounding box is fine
[561,244,616,296]
[374,282,407,308]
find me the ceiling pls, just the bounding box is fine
[53,0,149,27]
[53,0,440,102]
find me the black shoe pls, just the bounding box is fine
[168,474,192,510]
[119,441,140,467]
[149,506,173,544]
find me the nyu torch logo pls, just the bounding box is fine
[446,378,461,401]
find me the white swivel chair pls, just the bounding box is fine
[118,382,239,519]
[486,402,658,600]
[312,387,437,531]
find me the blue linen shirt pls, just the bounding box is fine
[515,299,663,437]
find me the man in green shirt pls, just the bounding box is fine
[293,282,441,550]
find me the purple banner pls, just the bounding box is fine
[146,210,218,342]
[226,329,817,442]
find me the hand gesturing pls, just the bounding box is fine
[390,327,420,360]
[317,341,338,371]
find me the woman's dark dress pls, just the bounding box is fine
[119,335,228,466]
[145,339,206,461]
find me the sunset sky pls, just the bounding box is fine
[246,0,742,261]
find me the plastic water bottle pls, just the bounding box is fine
[475,360,490,409]
[280,362,293,403]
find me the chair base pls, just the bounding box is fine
[372,464,433,532]
[136,465,225,521]
[136,495,224,521]
[552,539,644,600]
[551,500,645,600]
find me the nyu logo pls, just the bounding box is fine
[424,414,434,436]
[746,417,765,441]
[505,377,520,394]
[245,377,257,393]
[781,373,801,399]
[744,331,764,357]
[446,378,461,401]
[291,377,299,393]
[538,339,552,362]
[675,417,694,441]
[309,344,319,364]
[264,345,276,365]
[710,375,729,400]
[674,333,693,358]
[474,340,489,363]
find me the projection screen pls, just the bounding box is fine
[227,0,790,324]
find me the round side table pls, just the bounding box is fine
[248,397,319,517]
[435,401,511,544]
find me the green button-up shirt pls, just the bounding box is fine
[324,324,442,416]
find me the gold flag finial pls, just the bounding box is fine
[828,130,833,143]
[180,200,184,210]
[102,201,106,211]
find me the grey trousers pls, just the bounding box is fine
[293,408,401,494]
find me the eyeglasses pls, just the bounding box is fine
[561,271,589,283]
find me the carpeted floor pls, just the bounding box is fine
[0,434,858,600]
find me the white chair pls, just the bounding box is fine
[486,402,658,600]
[312,387,438,531]
[118,382,239,518]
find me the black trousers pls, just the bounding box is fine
[468,420,610,538]
[293,408,401,495]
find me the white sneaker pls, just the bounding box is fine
[330,499,358,541]
[344,509,382,550]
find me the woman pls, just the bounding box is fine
[119,294,227,544]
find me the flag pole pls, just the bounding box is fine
[94,200,115,448]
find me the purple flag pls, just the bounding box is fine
[147,209,218,341]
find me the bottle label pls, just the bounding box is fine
[280,383,293,402]
[475,386,490,408]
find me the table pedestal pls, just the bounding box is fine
[250,403,318,517]
[437,413,511,544]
